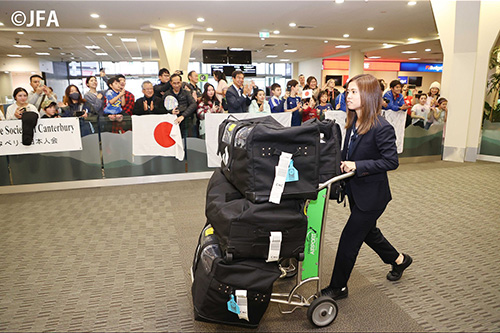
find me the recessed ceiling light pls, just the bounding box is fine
[367,27,374,31]
[17,32,24,35]
[383,43,389,46]
[4,71,10,74]
[132,57,142,60]
[409,58,421,60]
[13,44,31,48]
[335,0,345,3]
[408,1,417,6]
[273,30,280,35]
[343,34,349,38]
[0,22,4,26]
[189,57,196,60]
[121,38,137,42]
[36,52,50,56]
[289,23,296,27]
[267,55,278,58]
[202,40,217,44]
[95,53,108,56]
[106,33,113,37]
[425,48,431,52]
[280,59,290,62]
[368,56,381,59]
[335,45,351,48]
[7,54,22,57]
[90,13,100,18]
[284,49,297,53]
[408,38,415,41]
[99,24,107,29]
[324,40,329,43]
[197,17,205,22]
[206,27,213,32]
[402,50,417,54]
[85,45,100,50]
[230,48,244,51]
[168,23,175,28]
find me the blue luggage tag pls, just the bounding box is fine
[227,295,240,314]
[286,160,299,182]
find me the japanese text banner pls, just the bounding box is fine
[0,118,82,156]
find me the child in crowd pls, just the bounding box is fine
[427,97,448,128]
[41,101,60,118]
[104,76,125,121]
[316,90,334,120]
[301,98,320,122]
[269,83,287,113]
[411,93,431,128]
[284,79,303,126]
[248,89,271,114]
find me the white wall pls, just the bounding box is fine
[298,58,323,84]
[0,57,40,72]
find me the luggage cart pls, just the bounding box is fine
[270,171,355,327]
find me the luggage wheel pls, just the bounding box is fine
[307,296,338,327]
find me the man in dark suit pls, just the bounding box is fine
[132,81,167,115]
[226,70,252,113]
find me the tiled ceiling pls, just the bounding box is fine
[0,0,442,64]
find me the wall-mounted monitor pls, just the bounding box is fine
[408,76,423,87]
[228,50,252,64]
[203,49,228,64]
[325,75,343,86]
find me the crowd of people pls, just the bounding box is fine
[0,70,447,136]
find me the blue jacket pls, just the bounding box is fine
[343,115,398,211]
[335,93,346,112]
[269,96,285,113]
[383,90,405,111]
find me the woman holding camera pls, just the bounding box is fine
[5,87,39,120]
[58,85,94,118]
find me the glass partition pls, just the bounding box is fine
[8,118,102,185]
[480,120,500,156]
[400,123,444,157]
[0,156,10,186]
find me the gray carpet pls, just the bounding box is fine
[0,161,499,332]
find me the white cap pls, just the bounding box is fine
[429,81,441,90]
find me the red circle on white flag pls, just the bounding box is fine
[154,122,176,148]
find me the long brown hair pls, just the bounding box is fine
[345,74,382,135]
[63,85,86,105]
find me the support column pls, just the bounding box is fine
[152,28,194,80]
[431,0,500,162]
[348,50,364,78]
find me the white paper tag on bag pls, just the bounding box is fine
[269,152,293,204]
[266,231,282,262]
[235,290,249,321]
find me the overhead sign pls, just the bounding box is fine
[0,118,82,156]
[400,62,443,72]
[323,59,400,72]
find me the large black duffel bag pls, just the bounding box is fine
[218,115,320,203]
[206,168,308,261]
[192,224,281,328]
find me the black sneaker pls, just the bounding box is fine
[321,286,348,300]
[387,253,413,281]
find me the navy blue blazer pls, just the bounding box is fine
[226,84,251,113]
[342,115,399,212]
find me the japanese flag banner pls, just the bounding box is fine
[302,89,313,99]
[132,114,185,161]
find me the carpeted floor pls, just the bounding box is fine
[0,160,499,332]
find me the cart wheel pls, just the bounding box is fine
[225,251,233,262]
[307,296,338,327]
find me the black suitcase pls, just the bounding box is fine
[302,118,344,201]
[192,225,281,328]
[218,116,320,203]
[206,168,307,261]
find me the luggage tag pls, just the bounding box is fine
[269,152,292,204]
[227,295,240,315]
[285,160,299,183]
[266,231,282,262]
[235,290,249,321]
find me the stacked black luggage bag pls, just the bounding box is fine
[191,115,342,328]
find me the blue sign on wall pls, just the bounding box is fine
[400,62,443,72]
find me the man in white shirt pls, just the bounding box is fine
[27,74,57,113]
